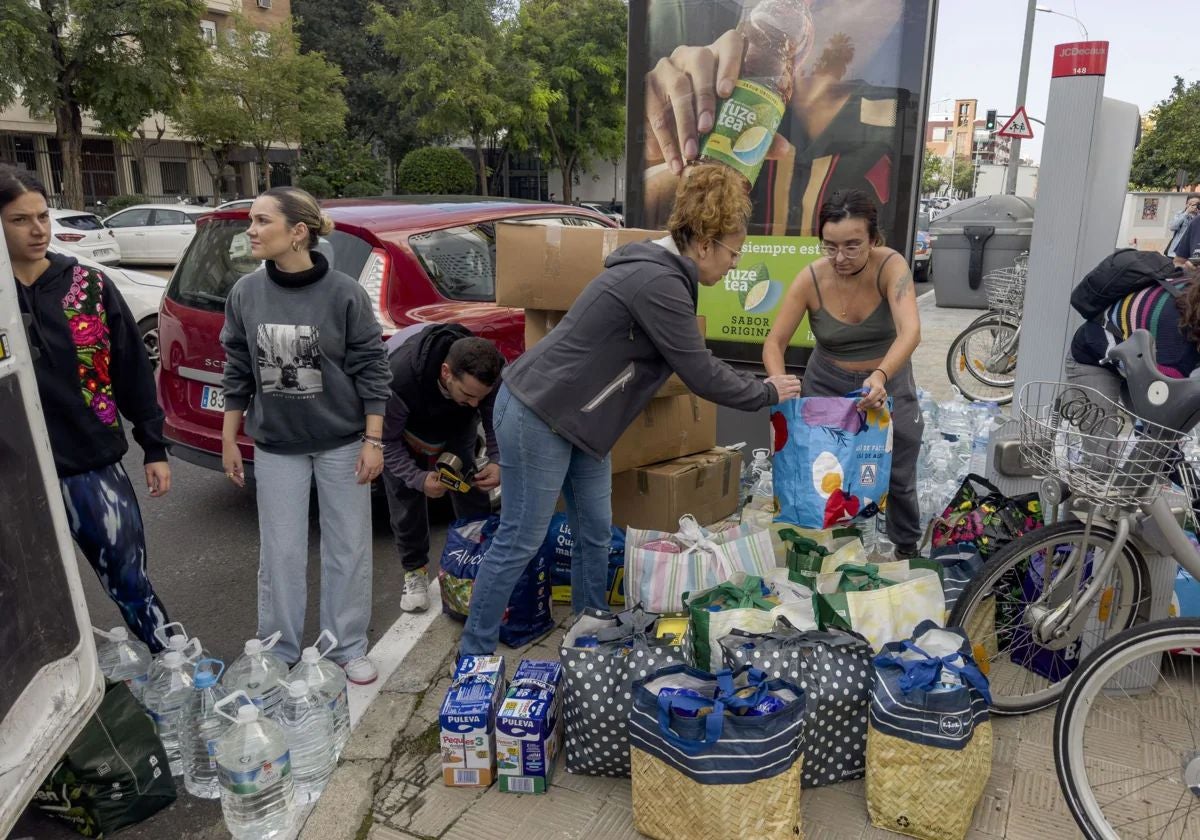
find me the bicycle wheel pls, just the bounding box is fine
[1054,618,1200,840]
[945,318,1019,404]
[947,520,1150,714]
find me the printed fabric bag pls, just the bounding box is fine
[930,542,987,616]
[628,664,806,840]
[560,605,686,777]
[35,681,177,836]
[929,474,1043,557]
[542,511,627,606]
[438,515,553,648]
[719,620,873,788]
[682,571,817,672]
[625,515,775,614]
[867,622,993,840]
[772,394,893,529]
[814,562,946,651]
[779,527,862,587]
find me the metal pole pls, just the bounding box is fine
[1006,0,1037,195]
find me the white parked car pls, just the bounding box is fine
[214,198,254,211]
[50,209,121,265]
[102,204,209,265]
[49,244,167,366]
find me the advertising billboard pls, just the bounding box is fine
[626,0,937,368]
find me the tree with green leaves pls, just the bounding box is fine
[301,138,386,196]
[371,0,518,195]
[0,0,208,209]
[512,0,627,203]
[396,147,477,195]
[952,155,976,198]
[292,0,414,180]
[176,15,348,192]
[1131,77,1200,190]
[920,150,945,196]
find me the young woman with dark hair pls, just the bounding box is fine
[0,164,174,649]
[763,188,924,555]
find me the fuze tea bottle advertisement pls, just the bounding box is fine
[626,0,935,368]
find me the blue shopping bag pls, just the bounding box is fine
[772,394,893,529]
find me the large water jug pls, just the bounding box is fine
[148,621,204,684]
[93,626,152,701]
[288,630,350,756]
[225,632,290,720]
[182,658,234,799]
[271,678,336,805]
[142,649,195,776]
[214,691,295,840]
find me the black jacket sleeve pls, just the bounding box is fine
[103,278,168,464]
[628,271,778,410]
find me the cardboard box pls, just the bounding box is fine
[497,224,667,311]
[440,656,506,788]
[610,394,716,474]
[610,448,743,532]
[523,310,704,400]
[496,660,564,794]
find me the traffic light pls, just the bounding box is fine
[986,110,997,131]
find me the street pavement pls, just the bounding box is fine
[12,280,1002,840]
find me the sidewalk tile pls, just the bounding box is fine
[802,787,870,835]
[392,783,487,837]
[579,801,642,840]
[554,768,623,798]
[970,789,1011,837]
[368,826,421,840]
[343,693,418,762]
[441,805,521,840]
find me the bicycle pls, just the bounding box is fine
[945,254,1027,404]
[946,330,1200,717]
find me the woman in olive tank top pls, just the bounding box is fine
[763,189,924,555]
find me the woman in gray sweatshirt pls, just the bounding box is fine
[220,186,391,684]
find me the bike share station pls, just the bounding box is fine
[987,41,1187,691]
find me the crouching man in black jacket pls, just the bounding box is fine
[382,323,504,611]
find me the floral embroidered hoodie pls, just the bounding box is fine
[15,252,167,477]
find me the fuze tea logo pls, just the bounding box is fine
[700,79,785,183]
[698,235,819,348]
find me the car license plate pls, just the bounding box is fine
[199,385,225,412]
[94,248,112,257]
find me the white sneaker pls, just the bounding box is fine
[401,569,430,612]
[342,656,378,685]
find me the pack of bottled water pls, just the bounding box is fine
[916,389,1006,528]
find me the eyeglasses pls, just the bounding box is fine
[711,238,742,263]
[821,243,866,259]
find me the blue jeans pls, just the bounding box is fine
[459,384,612,655]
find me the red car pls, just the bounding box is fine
[157,197,614,473]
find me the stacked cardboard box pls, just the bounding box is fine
[610,447,743,532]
[439,656,506,788]
[497,223,718,476]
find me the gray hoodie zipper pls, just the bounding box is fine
[581,362,635,413]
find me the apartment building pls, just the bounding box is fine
[0,0,292,209]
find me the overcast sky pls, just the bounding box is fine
[928,0,1191,162]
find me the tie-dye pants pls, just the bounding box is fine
[60,462,172,652]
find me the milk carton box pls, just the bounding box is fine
[440,655,505,787]
[496,660,563,794]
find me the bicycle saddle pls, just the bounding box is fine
[1106,329,1200,433]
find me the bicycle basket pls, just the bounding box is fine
[984,265,1027,314]
[1018,381,1193,507]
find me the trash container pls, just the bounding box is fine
[929,195,1036,309]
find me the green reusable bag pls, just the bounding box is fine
[683,575,777,671]
[35,680,177,837]
[780,527,861,588]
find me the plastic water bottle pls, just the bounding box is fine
[182,658,234,799]
[938,394,974,443]
[149,622,204,685]
[918,388,940,429]
[271,678,336,805]
[288,630,350,757]
[93,626,152,702]
[874,507,894,557]
[142,649,195,776]
[740,448,772,507]
[214,691,294,840]
[225,632,289,720]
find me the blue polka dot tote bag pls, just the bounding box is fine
[718,619,873,788]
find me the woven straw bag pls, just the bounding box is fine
[628,665,806,840]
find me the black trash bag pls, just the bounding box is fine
[33,680,177,837]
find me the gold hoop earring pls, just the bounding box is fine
[291,240,301,252]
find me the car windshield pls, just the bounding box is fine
[57,214,104,231]
[166,218,372,312]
